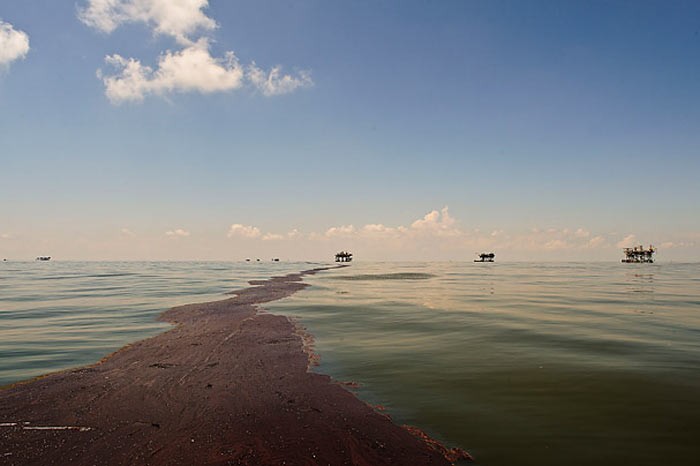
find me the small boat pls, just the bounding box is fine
[36,256,51,261]
[474,253,495,262]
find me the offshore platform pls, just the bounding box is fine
[335,251,353,262]
[621,245,656,263]
[474,252,495,262]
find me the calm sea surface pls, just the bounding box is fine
[2,261,699,466]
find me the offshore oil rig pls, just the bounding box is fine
[622,245,656,263]
[335,251,353,262]
[474,252,495,262]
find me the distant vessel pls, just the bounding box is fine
[622,245,656,263]
[335,251,353,262]
[36,256,51,261]
[474,253,495,262]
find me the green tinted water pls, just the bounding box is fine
[0,261,311,385]
[2,261,698,465]
[267,262,700,466]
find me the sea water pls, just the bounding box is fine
[0,261,307,386]
[266,262,700,466]
[1,261,699,465]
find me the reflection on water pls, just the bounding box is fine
[267,262,700,466]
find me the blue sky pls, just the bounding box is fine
[1,0,699,261]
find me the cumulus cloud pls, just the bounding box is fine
[215,208,633,260]
[0,20,30,68]
[0,233,12,240]
[323,208,460,241]
[99,39,245,103]
[120,228,136,237]
[166,228,190,237]
[325,225,356,238]
[79,0,216,45]
[81,0,313,103]
[410,207,460,237]
[227,224,261,239]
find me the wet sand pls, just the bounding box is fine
[0,266,470,465]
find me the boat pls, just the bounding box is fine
[36,256,51,261]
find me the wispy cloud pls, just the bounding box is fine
[247,63,313,97]
[80,0,312,103]
[262,233,285,241]
[616,234,637,248]
[660,241,694,249]
[0,20,30,68]
[586,235,606,248]
[120,228,136,237]
[325,225,356,238]
[166,228,190,237]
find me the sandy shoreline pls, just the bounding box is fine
[0,266,470,465]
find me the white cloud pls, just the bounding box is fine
[79,0,216,45]
[247,63,313,96]
[227,224,261,239]
[262,233,285,241]
[0,20,30,68]
[0,233,12,240]
[574,228,590,238]
[166,228,190,237]
[587,235,606,248]
[99,39,245,103]
[325,225,356,238]
[410,207,460,237]
[660,241,694,249]
[82,1,314,103]
[120,228,136,237]
[544,239,569,250]
[616,234,638,249]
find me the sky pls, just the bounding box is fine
[1,0,699,261]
